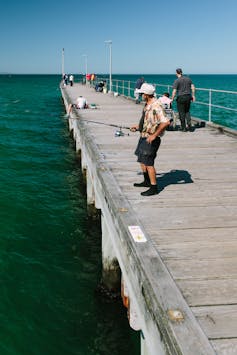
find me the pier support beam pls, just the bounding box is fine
[101,213,121,292]
[141,332,150,355]
[86,168,95,206]
[81,149,87,173]
[86,168,100,218]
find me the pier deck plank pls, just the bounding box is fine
[62,83,237,354]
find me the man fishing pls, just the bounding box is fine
[131,83,170,196]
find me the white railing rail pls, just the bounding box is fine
[194,87,237,122]
[94,77,237,127]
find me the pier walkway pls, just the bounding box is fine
[61,83,237,355]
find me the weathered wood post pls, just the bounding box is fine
[101,213,121,293]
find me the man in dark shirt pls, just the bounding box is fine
[134,77,145,104]
[171,68,195,131]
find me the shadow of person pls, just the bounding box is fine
[156,169,193,193]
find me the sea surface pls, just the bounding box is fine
[0,74,139,355]
[0,73,236,355]
[102,74,237,130]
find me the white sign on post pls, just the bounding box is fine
[128,226,147,243]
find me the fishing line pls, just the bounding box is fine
[82,119,131,130]
[66,106,133,136]
[83,119,131,137]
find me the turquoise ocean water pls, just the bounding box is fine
[0,74,236,355]
[104,74,237,130]
[0,75,139,355]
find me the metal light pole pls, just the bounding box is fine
[82,54,88,76]
[62,48,65,77]
[105,40,112,93]
[82,54,88,84]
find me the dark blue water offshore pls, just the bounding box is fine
[101,74,237,130]
[0,75,139,355]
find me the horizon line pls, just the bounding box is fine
[1,72,237,75]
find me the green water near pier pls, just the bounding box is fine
[0,75,139,355]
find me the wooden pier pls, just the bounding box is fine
[61,83,237,355]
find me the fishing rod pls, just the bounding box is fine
[81,118,132,137]
[66,107,134,136]
[83,119,131,130]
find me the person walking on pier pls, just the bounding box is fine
[63,74,68,86]
[131,83,170,196]
[171,68,195,131]
[134,77,145,104]
[69,74,74,86]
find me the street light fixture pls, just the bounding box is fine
[105,40,112,93]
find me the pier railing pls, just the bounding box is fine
[94,77,237,130]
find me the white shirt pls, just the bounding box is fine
[76,96,87,109]
[158,96,172,109]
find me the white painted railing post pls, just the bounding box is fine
[208,89,212,122]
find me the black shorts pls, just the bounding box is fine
[135,137,161,166]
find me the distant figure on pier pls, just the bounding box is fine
[90,73,96,86]
[86,73,91,84]
[67,96,89,115]
[82,75,86,85]
[76,96,88,109]
[158,93,175,130]
[95,80,106,92]
[130,83,170,196]
[63,74,68,86]
[158,92,172,109]
[171,68,195,131]
[134,77,145,104]
[69,74,74,86]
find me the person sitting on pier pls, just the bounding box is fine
[158,92,172,109]
[76,95,88,109]
[130,83,170,196]
[158,92,175,129]
[67,96,88,115]
[95,80,106,92]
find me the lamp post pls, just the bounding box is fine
[82,54,88,75]
[82,54,88,84]
[62,48,65,78]
[105,40,112,93]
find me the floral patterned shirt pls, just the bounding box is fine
[141,99,169,137]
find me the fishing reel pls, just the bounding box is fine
[114,127,130,137]
[115,128,125,137]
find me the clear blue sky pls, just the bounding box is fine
[1,0,237,74]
